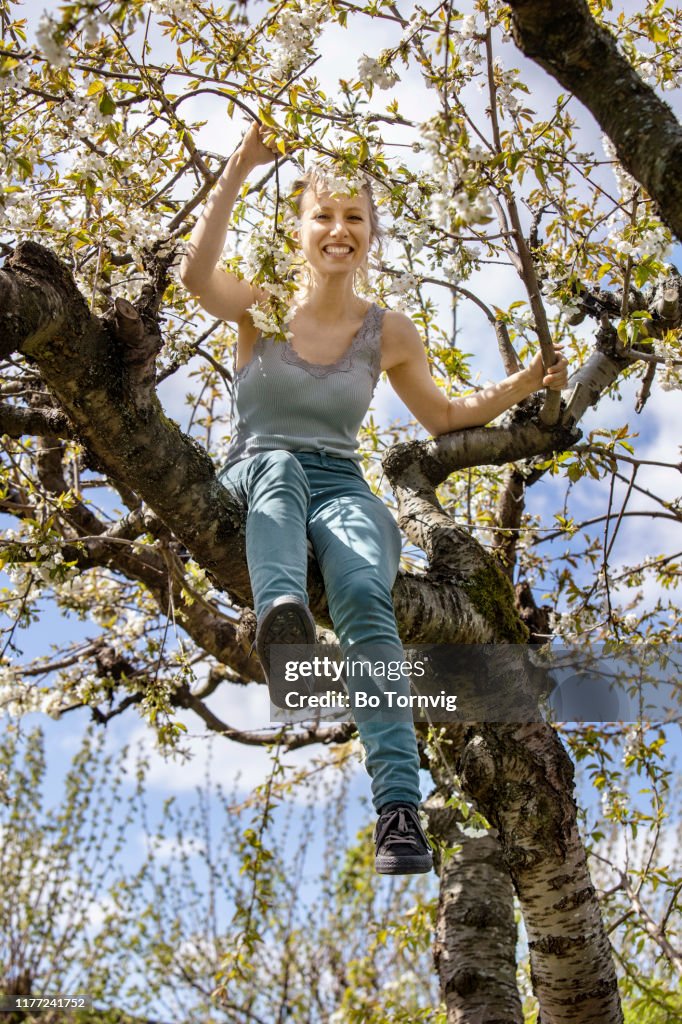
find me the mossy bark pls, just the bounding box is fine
[460,563,529,645]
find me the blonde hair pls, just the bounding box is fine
[286,168,384,295]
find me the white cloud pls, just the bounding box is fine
[118,677,365,800]
[141,832,207,860]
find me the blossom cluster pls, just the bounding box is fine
[601,134,638,202]
[541,279,583,321]
[653,334,682,392]
[609,223,672,263]
[635,48,682,91]
[601,136,673,293]
[148,0,196,17]
[240,223,299,338]
[430,180,493,230]
[398,6,431,46]
[269,0,330,79]
[0,661,79,721]
[0,664,47,717]
[492,56,525,118]
[35,13,70,67]
[357,53,400,91]
[36,0,108,66]
[601,782,627,819]
[379,270,422,313]
[0,57,29,92]
[3,526,79,589]
[418,118,493,233]
[304,160,370,198]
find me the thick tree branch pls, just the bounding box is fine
[506,0,682,239]
[0,403,73,439]
[0,241,253,604]
[492,465,526,580]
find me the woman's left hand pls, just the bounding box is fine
[526,345,570,392]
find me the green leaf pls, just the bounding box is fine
[15,155,33,176]
[258,106,276,127]
[99,91,116,116]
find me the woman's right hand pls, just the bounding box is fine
[237,121,282,168]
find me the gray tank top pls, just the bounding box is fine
[221,302,385,468]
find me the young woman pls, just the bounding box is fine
[179,122,568,875]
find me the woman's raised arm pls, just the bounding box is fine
[179,123,278,323]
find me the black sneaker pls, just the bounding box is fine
[255,595,316,709]
[374,803,434,875]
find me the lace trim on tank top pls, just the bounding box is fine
[234,302,384,382]
[280,301,384,381]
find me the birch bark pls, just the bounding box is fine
[426,790,524,1024]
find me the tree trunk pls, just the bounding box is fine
[426,789,524,1024]
[458,668,623,1022]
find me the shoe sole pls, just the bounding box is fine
[257,602,316,709]
[375,853,433,875]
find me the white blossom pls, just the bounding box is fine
[404,182,423,208]
[602,134,638,201]
[41,689,64,719]
[400,8,430,45]
[468,144,489,162]
[385,271,420,312]
[459,14,479,38]
[658,359,682,392]
[269,1,330,79]
[122,610,147,640]
[36,13,69,67]
[357,53,400,91]
[247,303,285,339]
[0,58,29,92]
[148,0,195,17]
[492,57,524,117]
[303,160,369,197]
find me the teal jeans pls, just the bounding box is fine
[218,449,422,812]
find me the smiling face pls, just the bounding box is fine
[295,187,373,282]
